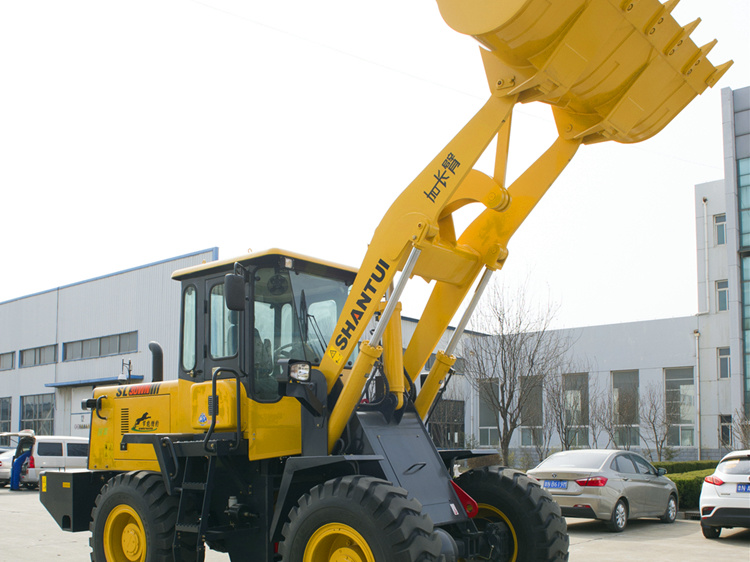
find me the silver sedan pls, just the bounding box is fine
[527,449,678,532]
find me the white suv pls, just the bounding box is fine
[699,449,750,538]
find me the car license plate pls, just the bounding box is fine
[737,484,750,493]
[543,480,567,490]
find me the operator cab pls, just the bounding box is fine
[172,249,358,401]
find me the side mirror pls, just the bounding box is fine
[657,467,667,476]
[224,273,246,311]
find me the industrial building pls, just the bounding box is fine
[0,249,217,442]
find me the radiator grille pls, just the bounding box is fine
[121,408,129,433]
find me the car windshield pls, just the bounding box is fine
[718,457,750,475]
[535,451,611,470]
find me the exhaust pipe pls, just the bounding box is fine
[149,342,163,382]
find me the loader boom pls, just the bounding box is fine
[322,0,731,450]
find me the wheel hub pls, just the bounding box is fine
[122,522,144,559]
[104,505,146,562]
[304,523,375,562]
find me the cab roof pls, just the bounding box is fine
[171,248,358,281]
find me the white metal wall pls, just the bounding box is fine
[0,248,217,435]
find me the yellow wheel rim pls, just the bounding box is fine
[303,522,375,562]
[475,503,518,562]
[103,505,147,562]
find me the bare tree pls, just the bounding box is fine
[732,408,750,450]
[546,371,590,451]
[640,383,674,461]
[592,389,639,450]
[462,280,575,465]
[587,388,610,448]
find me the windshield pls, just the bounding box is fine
[718,457,750,475]
[253,267,352,400]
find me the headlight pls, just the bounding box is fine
[289,362,310,382]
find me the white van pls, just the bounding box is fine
[5,432,89,488]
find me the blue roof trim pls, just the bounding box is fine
[1,248,219,305]
[45,375,145,388]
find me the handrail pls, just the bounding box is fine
[203,368,242,453]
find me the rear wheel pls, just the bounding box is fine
[278,475,442,562]
[701,525,721,539]
[90,471,180,562]
[455,467,569,561]
[606,499,628,532]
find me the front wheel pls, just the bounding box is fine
[660,495,677,524]
[278,475,443,561]
[455,467,569,561]
[90,471,179,562]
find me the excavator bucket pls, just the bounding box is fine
[437,0,732,144]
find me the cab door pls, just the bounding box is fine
[205,276,242,381]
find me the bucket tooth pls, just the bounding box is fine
[706,60,734,88]
[682,18,701,37]
[699,39,718,58]
[662,0,680,15]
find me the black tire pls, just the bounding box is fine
[455,467,569,562]
[89,471,181,562]
[660,494,677,524]
[606,499,628,532]
[278,475,443,562]
[701,524,721,539]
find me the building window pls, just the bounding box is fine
[718,347,730,379]
[717,280,729,312]
[519,375,543,447]
[478,379,499,447]
[19,345,57,367]
[20,393,54,435]
[564,373,589,447]
[720,414,732,448]
[0,397,10,446]
[63,331,138,362]
[613,370,639,447]
[0,352,14,371]
[714,214,726,246]
[428,399,465,448]
[665,367,695,447]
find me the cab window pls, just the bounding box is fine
[182,286,197,371]
[210,284,238,359]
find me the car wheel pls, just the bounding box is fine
[701,525,721,539]
[606,499,628,532]
[660,494,677,524]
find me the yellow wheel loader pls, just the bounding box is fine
[40,1,731,560]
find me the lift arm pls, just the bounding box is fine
[322,0,732,450]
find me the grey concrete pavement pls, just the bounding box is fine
[567,516,750,561]
[0,487,228,561]
[0,486,748,561]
